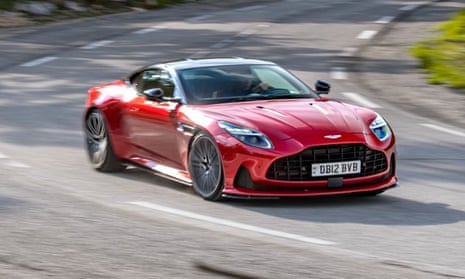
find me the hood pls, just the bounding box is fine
[194,99,372,140]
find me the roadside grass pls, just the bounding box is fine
[0,0,16,10]
[410,9,465,89]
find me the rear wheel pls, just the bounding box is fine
[85,109,124,172]
[188,133,224,201]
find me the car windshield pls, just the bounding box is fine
[177,64,318,104]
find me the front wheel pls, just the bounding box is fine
[188,133,224,201]
[85,109,124,172]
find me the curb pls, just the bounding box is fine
[347,0,465,129]
[350,0,441,65]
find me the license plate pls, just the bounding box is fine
[311,160,361,177]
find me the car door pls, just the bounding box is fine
[124,68,183,169]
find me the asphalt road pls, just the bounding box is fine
[1,0,465,278]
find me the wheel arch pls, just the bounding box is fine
[84,108,125,172]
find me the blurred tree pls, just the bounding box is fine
[144,0,159,8]
[83,0,103,5]
[50,0,65,8]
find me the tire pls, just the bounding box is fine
[188,133,224,201]
[85,109,124,172]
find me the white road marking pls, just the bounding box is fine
[222,39,234,44]
[375,16,395,24]
[187,14,214,22]
[5,161,30,168]
[28,99,69,105]
[133,28,159,34]
[238,29,257,37]
[399,5,417,11]
[339,47,357,57]
[189,50,209,59]
[0,152,31,168]
[331,67,347,80]
[133,25,165,34]
[128,201,336,245]
[21,56,58,67]
[211,42,228,49]
[80,40,113,50]
[357,30,377,40]
[421,123,465,138]
[210,24,266,49]
[38,128,82,136]
[235,5,265,12]
[342,92,382,108]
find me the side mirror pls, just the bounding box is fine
[315,80,330,95]
[143,88,164,101]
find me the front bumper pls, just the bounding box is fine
[219,137,397,197]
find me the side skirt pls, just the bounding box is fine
[126,156,192,186]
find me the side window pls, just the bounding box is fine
[130,72,144,93]
[136,69,175,98]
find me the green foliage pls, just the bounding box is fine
[410,9,465,89]
[0,0,201,25]
[0,0,199,10]
[0,0,17,10]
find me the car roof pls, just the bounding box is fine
[147,57,276,71]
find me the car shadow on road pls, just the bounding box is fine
[0,195,26,212]
[110,166,197,195]
[111,166,465,226]
[222,193,465,226]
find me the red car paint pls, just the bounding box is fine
[84,58,397,199]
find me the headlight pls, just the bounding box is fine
[370,113,391,141]
[218,121,273,149]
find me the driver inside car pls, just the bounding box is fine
[240,75,272,94]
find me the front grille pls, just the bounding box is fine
[266,144,387,181]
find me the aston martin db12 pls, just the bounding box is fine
[84,58,397,200]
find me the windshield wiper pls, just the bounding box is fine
[236,92,314,101]
[267,93,314,99]
[193,92,315,104]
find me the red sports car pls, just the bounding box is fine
[84,58,397,200]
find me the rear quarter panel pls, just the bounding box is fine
[84,80,132,160]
